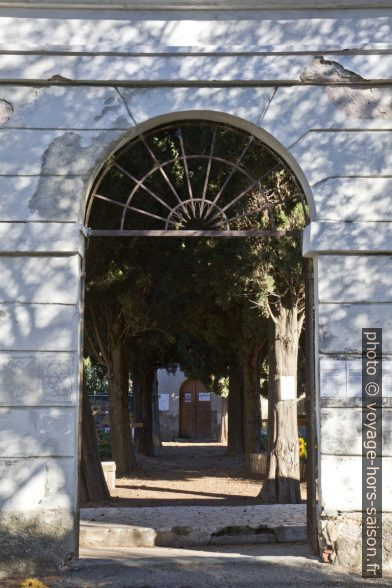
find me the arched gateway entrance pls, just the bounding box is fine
[1,94,390,575]
[83,114,318,548]
[1,4,391,578]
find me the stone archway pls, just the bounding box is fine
[81,112,318,546]
[0,78,390,576]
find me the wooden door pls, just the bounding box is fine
[179,382,196,438]
[195,381,211,439]
[179,380,212,439]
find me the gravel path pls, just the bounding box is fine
[83,441,306,507]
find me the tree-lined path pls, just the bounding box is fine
[83,442,307,508]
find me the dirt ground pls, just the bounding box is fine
[89,441,307,507]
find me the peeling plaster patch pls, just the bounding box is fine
[37,130,125,176]
[29,129,125,220]
[94,93,126,123]
[0,99,13,124]
[0,86,131,130]
[29,176,86,222]
[300,56,364,83]
[325,86,392,120]
[301,57,392,120]
[47,74,73,83]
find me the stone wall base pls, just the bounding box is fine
[0,509,76,578]
[320,511,392,570]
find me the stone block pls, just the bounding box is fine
[79,523,157,548]
[209,532,276,545]
[123,87,275,127]
[318,256,392,303]
[320,455,392,512]
[262,86,392,150]
[0,222,84,255]
[320,512,392,570]
[304,222,392,256]
[0,128,124,175]
[319,357,392,399]
[0,256,79,304]
[0,507,76,576]
[0,457,75,511]
[0,407,76,457]
[0,352,77,406]
[0,176,41,221]
[313,177,392,222]
[27,175,87,222]
[320,407,392,456]
[1,52,392,84]
[291,131,392,186]
[0,303,79,351]
[0,6,389,51]
[0,172,87,222]
[156,527,211,548]
[0,54,307,83]
[101,461,116,491]
[0,85,131,130]
[318,303,392,353]
[274,525,307,543]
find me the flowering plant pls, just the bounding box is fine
[299,436,307,460]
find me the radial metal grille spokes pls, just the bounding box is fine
[86,121,308,236]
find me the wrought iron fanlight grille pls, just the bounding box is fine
[86,121,308,237]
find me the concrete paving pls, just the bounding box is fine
[16,543,392,587]
[80,504,307,548]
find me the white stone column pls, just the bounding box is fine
[0,223,84,575]
[305,229,392,568]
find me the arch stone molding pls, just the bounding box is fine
[0,5,392,577]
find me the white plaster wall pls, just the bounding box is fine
[317,255,392,514]
[157,368,186,417]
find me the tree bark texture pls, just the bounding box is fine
[259,308,302,504]
[85,307,137,477]
[227,360,244,455]
[107,335,137,476]
[138,364,156,456]
[151,368,162,453]
[132,375,143,452]
[241,347,263,456]
[219,396,229,445]
[80,388,110,503]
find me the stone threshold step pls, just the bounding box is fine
[80,523,307,548]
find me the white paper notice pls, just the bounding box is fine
[278,376,296,400]
[320,359,347,398]
[346,359,363,398]
[199,392,210,402]
[158,393,170,411]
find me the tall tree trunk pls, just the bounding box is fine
[138,364,156,456]
[241,347,262,456]
[259,307,302,504]
[80,389,110,503]
[219,396,229,445]
[227,359,244,455]
[132,375,142,452]
[107,338,137,476]
[151,368,161,453]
